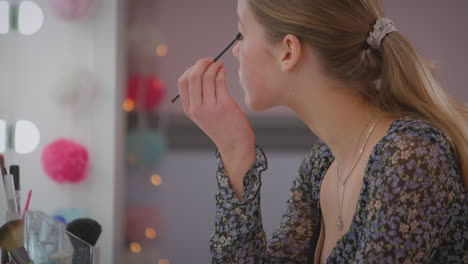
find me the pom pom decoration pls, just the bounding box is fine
[127,17,163,60]
[53,69,97,109]
[125,206,161,242]
[126,74,165,113]
[126,129,167,167]
[49,0,97,20]
[41,138,89,183]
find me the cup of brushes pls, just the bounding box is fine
[26,211,101,264]
[0,155,101,264]
[1,212,101,264]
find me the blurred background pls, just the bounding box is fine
[0,0,467,263]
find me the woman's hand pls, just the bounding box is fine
[177,57,255,153]
[178,58,256,200]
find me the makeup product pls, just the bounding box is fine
[0,219,34,264]
[0,155,11,264]
[3,174,19,219]
[0,155,7,178]
[66,218,101,264]
[0,155,10,264]
[171,32,242,103]
[10,165,21,216]
[21,190,32,222]
[1,156,19,219]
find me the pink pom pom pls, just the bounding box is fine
[126,74,165,113]
[49,0,96,20]
[41,138,89,184]
[125,206,161,242]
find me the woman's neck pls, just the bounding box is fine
[286,80,390,166]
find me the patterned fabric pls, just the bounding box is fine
[209,116,468,263]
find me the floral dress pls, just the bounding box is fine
[209,116,468,263]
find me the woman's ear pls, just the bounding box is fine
[279,34,302,72]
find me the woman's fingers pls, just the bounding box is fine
[215,67,230,102]
[178,65,194,116]
[187,58,214,107]
[202,62,224,106]
[178,58,229,120]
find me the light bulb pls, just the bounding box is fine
[0,1,10,34]
[18,1,44,35]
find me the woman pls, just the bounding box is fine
[177,0,467,263]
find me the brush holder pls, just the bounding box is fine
[23,211,95,264]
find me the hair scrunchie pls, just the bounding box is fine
[367,18,398,49]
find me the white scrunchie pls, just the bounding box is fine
[366,18,397,49]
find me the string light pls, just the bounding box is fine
[145,227,157,239]
[151,174,162,186]
[155,44,168,56]
[123,98,135,112]
[130,242,142,253]
[128,153,137,165]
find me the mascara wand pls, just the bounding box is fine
[171,33,242,103]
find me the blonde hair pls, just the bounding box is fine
[248,0,468,190]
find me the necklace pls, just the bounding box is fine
[336,118,370,184]
[335,116,381,230]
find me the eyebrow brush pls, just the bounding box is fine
[171,32,242,103]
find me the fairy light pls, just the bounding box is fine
[155,44,168,56]
[130,242,142,253]
[159,259,169,264]
[128,153,137,165]
[145,227,157,239]
[123,98,135,112]
[151,174,162,186]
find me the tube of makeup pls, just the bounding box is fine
[10,165,21,215]
[3,173,19,219]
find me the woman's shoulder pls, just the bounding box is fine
[299,139,333,177]
[378,115,455,155]
[386,115,449,140]
[370,116,461,183]
[299,115,457,178]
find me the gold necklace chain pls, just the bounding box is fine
[336,118,371,184]
[335,116,381,230]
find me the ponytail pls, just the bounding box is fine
[377,32,468,191]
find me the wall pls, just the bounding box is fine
[154,0,468,118]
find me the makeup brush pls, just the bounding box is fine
[21,190,32,222]
[171,32,242,103]
[0,220,34,264]
[10,166,21,216]
[66,218,102,264]
[0,155,7,178]
[1,156,19,220]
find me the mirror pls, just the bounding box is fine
[18,1,44,35]
[0,1,9,34]
[14,120,40,154]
